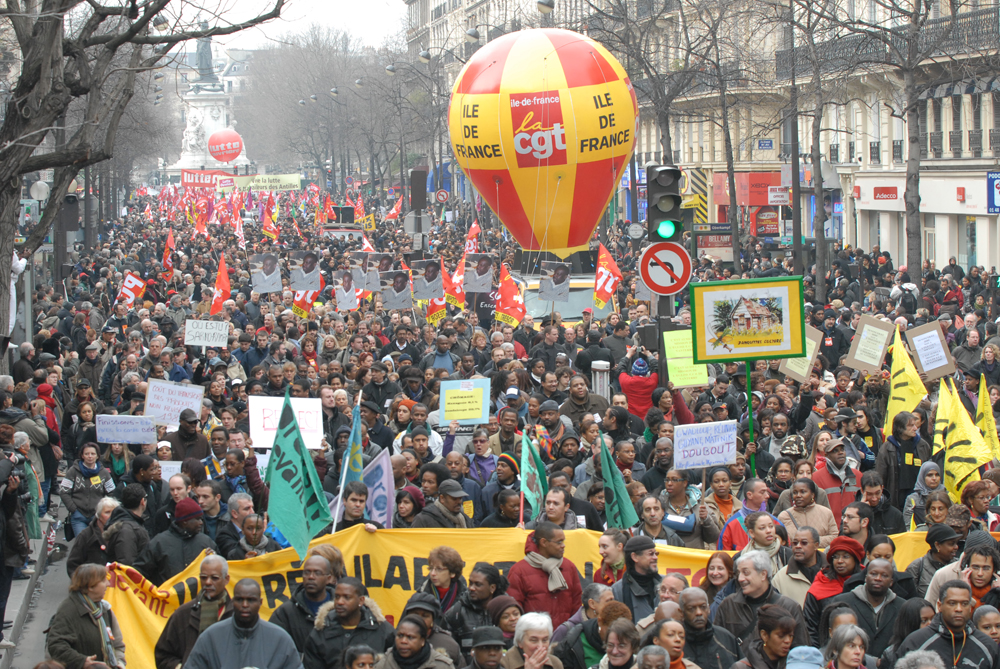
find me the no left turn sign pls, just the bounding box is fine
[435,189,449,204]
[639,242,693,296]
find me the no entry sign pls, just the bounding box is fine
[639,242,693,296]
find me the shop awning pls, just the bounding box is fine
[918,77,1000,100]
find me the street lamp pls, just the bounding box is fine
[355,79,363,88]
[419,49,432,64]
[329,87,338,97]
[465,28,480,43]
[537,0,555,13]
[385,64,396,76]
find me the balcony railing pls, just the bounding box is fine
[830,144,839,163]
[892,139,904,162]
[775,7,1000,80]
[930,131,944,157]
[949,129,963,156]
[870,141,881,164]
[990,129,1000,156]
[969,129,983,156]
[849,141,855,161]
[919,133,929,158]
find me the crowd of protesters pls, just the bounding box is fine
[1,187,995,669]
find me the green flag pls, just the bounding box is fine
[600,433,640,529]
[264,389,333,559]
[520,429,548,521]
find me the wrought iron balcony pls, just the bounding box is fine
[870,141,881,164]
[775,7,1000,81]
[930,131,944,158]
[892,139,904,163]
[969,129,983,156]
[949,129,963,156]
[830,144,839,163]
[919,133,929,159]
[990,129,1000,156]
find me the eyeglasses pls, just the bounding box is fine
[472,439,488,444]
[665,478,685,483]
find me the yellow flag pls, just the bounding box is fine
[943,417,991,502]
[933,378,958,455]
[976,374,1000,462]
[883,327,926,431]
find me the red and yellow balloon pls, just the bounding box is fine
[449,29,637,257]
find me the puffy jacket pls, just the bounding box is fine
[303,601,395,669]
[812,463,862,528]
[442,590,491,656]
[103,505,149,567]
[270,584,335,653]
[133,522,217,585]
[777,502,838,548]
[59,461,116,517]
[506,534,583,629]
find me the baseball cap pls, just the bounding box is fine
[438,479,469,498]
[506,386,520,399]
[786,647,824,669]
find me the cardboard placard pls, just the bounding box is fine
[906,321,956,381]
[673,420,738,470]
[183,319,230,348]
[662,329,709,388]
[777,324,823,384]
[143,379,205,427]
[248,396,323,449]
[440,378,491,426]
[96,415,157,444]
[843,315,894,374]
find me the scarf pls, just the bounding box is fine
[393,642,433,669]
[238,534,270,555]
[76,593,119,668]
[643,426,656,444]
[433,499,468,528]
[199,592,230,632]
[669,657,686,669]
[629,567,659,599]
[435,582,460,612]
[79,461,101,478]
[226,474,248,494]
[109,454,126,478]
[808,569,850,600]
[525,551,568,591]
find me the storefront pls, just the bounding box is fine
[712,171,782,235]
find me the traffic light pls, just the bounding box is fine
[646,164,683,242]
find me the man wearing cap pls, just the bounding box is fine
[135,497,217,585]
[612,535,663,620]
[410,479,471,528]
[165,407,210,461]
[76,342,104,391]
[63,375,104,419]
[361,362,401,416]
[811,436,862,528]
[906,523,963,599]
[463,627,506,669]
[818,308,849,365]
[575,330,615,384]
[832,407,875,470]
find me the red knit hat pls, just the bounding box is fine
[827,536,865,565]
[174,497,203,522]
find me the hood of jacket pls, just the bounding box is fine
[849,582,897,608]
[291,583,336,620]
[103,505,143,542]
[0,407,30,425]
[314,599,386,631]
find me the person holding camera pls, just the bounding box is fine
[0,452,25,651]
[613,345,659,421]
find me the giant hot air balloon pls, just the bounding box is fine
[449,29,637,258]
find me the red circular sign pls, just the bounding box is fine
[638,242,693,296]
[208,129,243,163]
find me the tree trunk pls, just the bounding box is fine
[658,108,673,165]
[813,91,828,304]
[719,80,741,276]
[905,69,922,275]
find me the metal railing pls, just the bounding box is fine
[830,144,839,162]
[870,141,881,164]
[949,129,963,156]
[969,129,983,156]
[930,131,944,157]
[990,128,1000,156]
[892,139,904,162]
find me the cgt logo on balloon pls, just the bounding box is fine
[510,91,567,166]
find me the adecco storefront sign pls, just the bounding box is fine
[857,174,990,215]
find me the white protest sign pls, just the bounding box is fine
[96,415,157,444]
[673,420,738,470]
[248,396,324,450]
[159,460,182,481]
[143,378,205,427]
[184,319,230,348]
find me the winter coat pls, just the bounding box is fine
[303,601,395,669]
[875,435,931,509]
[103,505,150,567]
[443,590,492,656]
[65,517,108,577]
[269,584,335,653]
[611,569,663,621]
[771,486,830,517]
[811,463,862,527]
[713,586,808,648]
[45,595,127,669]
[113,471,163,534]
[684,620,742,669]
[154,592,234,669]
[905,554,949,600]
[410,502,471,529]
[662,490,720,549]
[893,614,1000,669]
[553,617,603,669]
[507,535,583,629]
[184,618,303,669]
[164,427,210,461]
[60,461,116,517]
[828,585,903,657]
[777,502,838,548]
[133,522,217,585]
[843,568,917,606]
[375,648,455,669]
[869,494,906,535]
[227,536,284,560]
[500,646,563,669]
[770,553,827,607]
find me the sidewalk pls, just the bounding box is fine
[1,518,52,669]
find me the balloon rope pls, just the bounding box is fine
[539,176,562,251]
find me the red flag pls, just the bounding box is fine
[293,219,305,239]
[495,265,525,327]
[443,255,465,309]
[210,254,230,316]
[162,231,175,282]
[136,185,148,197]
[361,235,375,252]
[115,272,146,308]
[293,275,326,318]
[385,197,403,221]
[143,203,153,221]
[234,217,247,250]
[262,213,279,240]
[465,220,481,254]
[594,243,623,309]
[427,296,447,324]
[324,196,338,221]
[354,195,366,221]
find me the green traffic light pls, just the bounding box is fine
[657,220,676,238]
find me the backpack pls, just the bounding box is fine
[900,290,917,314]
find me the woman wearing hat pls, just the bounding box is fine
[486,596,523,650]
[395,485,426,528]
[803,536,866,645]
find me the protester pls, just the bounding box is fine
[46,564,126,669]
[154,555,233,669]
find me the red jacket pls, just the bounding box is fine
[507,534,583,628]
[812,464,862,529]
[618,372,659,419]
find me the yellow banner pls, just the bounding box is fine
[104,527,939,669]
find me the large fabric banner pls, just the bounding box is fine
[103,527,937,669]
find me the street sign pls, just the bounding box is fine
[638,242,693,296]
[345,176,354,186]
[387,188,396,197]
[758,139,774,150]
[767,186,790,205]
[989,172,1000,214]
[627,223,645,239]
[435,189,449,204]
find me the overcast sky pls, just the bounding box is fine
[213,0,408,50]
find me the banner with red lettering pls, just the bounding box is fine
[495,265,525,327]
[115,272,146,308]
[443,255,465,309]
[594,243,622,309]
[181,169,232,189]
